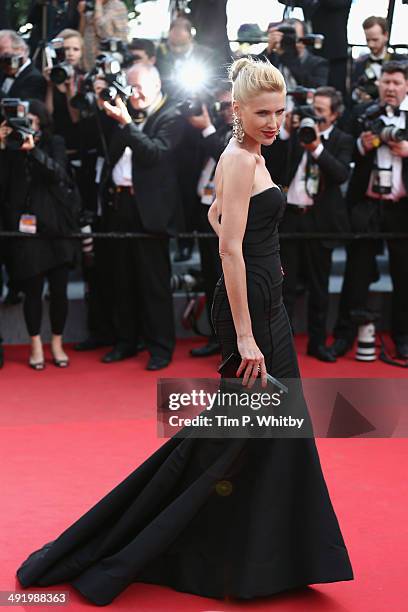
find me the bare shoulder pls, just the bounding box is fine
[220,146,257,178]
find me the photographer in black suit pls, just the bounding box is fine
[278,0,352,95]
[272,86,353,362]
[331,62,408,360]
[186,86,233,357]
[0,30,46,102]
[352,16,407,104]
[100,63,184,370]
[257,18,328,95]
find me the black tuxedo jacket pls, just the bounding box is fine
[257,48,328,89]
[266,126,354,243]
[101,98,184,236]
[352,52,408,90]
[0,62,46,102]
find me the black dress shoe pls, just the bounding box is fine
[329,338,352,358]
[102,344,138,363]
[190,340,221,357]
[146,355,171,370]
[74,338,112,351]
[307,345,337,363]
[3,289,23,306]
[395,341,408,360]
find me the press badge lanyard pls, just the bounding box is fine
[19,163,37,234]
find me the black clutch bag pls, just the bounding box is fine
[217,352,288,393]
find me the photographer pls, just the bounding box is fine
[73,75,117,352]
[156,17,221,262]
[127,38,156,68]
[27,0,80,58]
[43,29,83,153]
[156,17,219,101]
[0,99,79,370]
[185,86,233,357]
[0,30,46,101]
[278,0,352,94]
[99,63,183,370]
[352,16,407,104]
[330,62,408,360]
[77,0,128,71]
[274,86,353,362]
[257,19,328,95]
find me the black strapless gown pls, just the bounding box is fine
[16,187,353,605]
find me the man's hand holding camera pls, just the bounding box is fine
[187,104,212,131]
[360,130,378,153]
[300,127,322,153]
[268,28,284,55]
[388,140,408,158]
[0,121,35,151]
[360,130,408,157]
[103,95,132,126]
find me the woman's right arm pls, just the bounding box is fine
[218,151,267,387]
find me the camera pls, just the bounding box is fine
[0,53,25,73]
[353,66,379,102]
[99,38,133,68]
[176,96,204,118]
[297,108,325,144]
[170,269,204,293]
[95,53,131,104]
[287,86,315,106]
[358,103,408,145]
[70,52,131,114]
[287,87,323,144]
[45,38,75,85]
[0,98,35,150]
[277,25,324,52]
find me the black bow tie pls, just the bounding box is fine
[370,58,383,65]
[132,109,147,124]
[384,105,401,117]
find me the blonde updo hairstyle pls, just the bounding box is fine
[228,56,286,105]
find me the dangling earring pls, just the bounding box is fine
[232,113,245,143]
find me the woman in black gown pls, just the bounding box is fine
[16,57,353,604]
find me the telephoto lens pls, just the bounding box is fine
[50,62,75,85]
[355,322,377,361]
[351,310,378,362]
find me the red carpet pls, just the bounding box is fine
[1,338,407,611]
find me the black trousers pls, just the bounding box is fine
[83,215,116,344]
[196,203,222,339]
[22,265,70,337]
[334,199,408,344]
[109,190,175,359]
[279,206,333,347]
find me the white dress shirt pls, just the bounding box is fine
[360,110,407,201]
